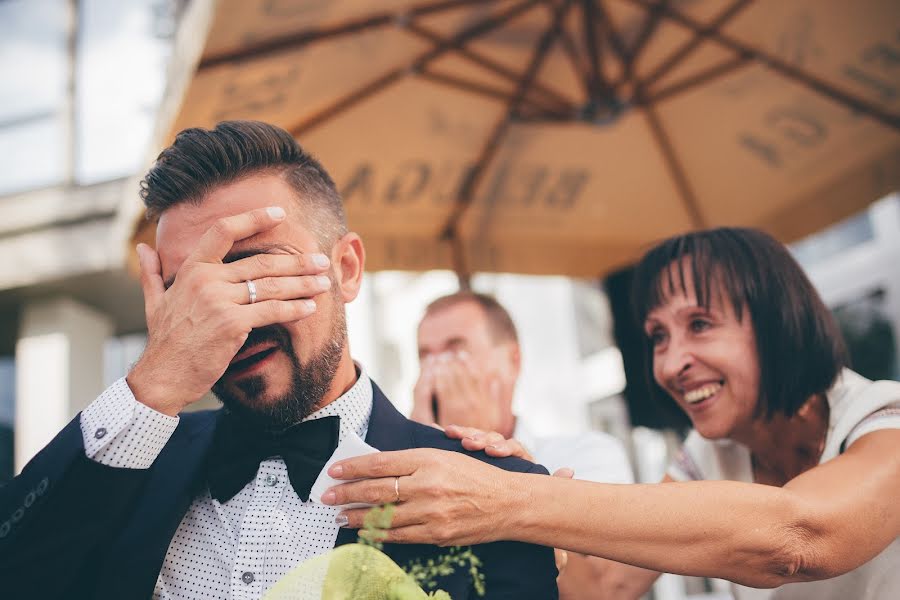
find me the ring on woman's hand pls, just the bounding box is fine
[246,280,258,304]
[394,476,401,503]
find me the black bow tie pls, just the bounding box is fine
[206,415,340,503]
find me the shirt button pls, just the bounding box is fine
[264,474,280,486]
[241,571,255,584]
[94,427,107,439]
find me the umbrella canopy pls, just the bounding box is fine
[144,0,900,278]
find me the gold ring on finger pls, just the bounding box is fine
[393,476,401,504]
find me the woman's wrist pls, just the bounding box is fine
[497,470,541,541]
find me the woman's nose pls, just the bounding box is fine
[660,338,693,380]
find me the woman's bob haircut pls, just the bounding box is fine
[632,227,848,421]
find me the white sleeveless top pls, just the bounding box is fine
[667,369,900,600]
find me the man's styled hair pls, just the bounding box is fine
[631,227,848,421]
[140,120,347,246]
[424,291,519,345]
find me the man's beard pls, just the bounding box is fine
[212,305,346,431]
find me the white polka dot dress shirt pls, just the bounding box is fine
[80,369,374,600]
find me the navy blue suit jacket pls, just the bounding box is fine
[0,382,558,599]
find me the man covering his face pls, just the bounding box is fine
[0,121,559,600]
[414,291,634,599]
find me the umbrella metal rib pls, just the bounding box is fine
[290,0,547,137]
[557,25,593,100]
[619,0,754,226]
[440,0,576,281]
[594,0,633,86]
[644,54,752,105]
[638,0,753,91]
[199,0,501,69]
[581,0,610,101]
[625,0,668,68]
[642,102,706,229]
[418,71,560,115]
[199,14,389,70]
[405,21,577,115]
[624,0,900,131]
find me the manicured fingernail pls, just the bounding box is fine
[267,206,286,219]
[329,464,343,478]
[316,275,331,289]
[322,490,336,505]
[334,514,349,527]
[303,299,317,312]
[311,253,329,268]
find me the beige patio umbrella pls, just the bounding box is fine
[136,0,900,279]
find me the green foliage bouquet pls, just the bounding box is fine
[262,505,483,600]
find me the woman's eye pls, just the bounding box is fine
[648,330,667,347]
[690,318,711,333]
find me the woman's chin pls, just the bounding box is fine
[691,417,734,440]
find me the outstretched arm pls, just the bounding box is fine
[325,428,900,589]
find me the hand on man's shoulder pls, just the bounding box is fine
[405,418,550,476]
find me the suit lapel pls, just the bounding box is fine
[96,410,221,599]
[334,382,415,548]
[333,386,472,597]
[362,381,417,452]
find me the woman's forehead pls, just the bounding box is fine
[647,262,736,317]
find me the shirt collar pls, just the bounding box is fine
[302,362,372,442]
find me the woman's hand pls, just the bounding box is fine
[443,425,535,462]
[322,448,524,546]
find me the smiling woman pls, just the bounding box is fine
[325,227,900,600]
[633,229,847,436]
[631,230,851,492]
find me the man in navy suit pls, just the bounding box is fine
[0,121,557,599]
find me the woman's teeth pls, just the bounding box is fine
[684,383,722,404]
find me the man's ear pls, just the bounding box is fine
[500,341,522,380]
[331,231,365,303]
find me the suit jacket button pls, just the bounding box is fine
[0,521,9,538]
[11,508,24,523]
[94,427,108,439]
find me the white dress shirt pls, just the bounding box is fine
[513,421,633,484]
[80,369,373,600]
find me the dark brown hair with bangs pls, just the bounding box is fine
[631,227,847,421]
